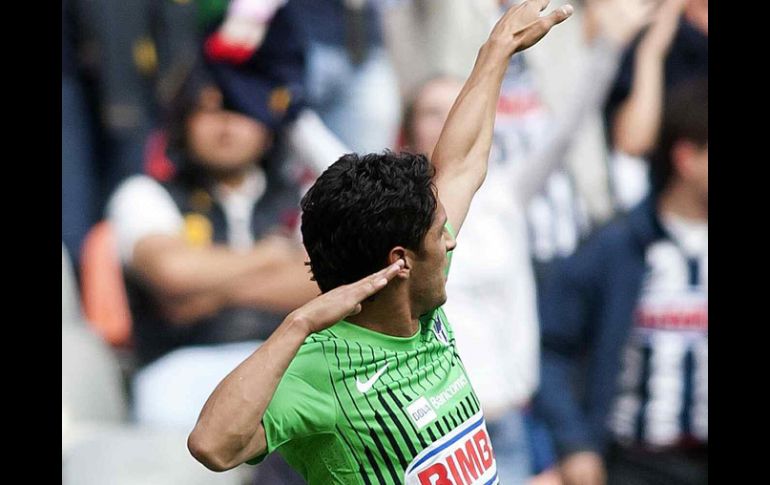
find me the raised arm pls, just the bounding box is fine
[187,259,404,471]
[431,0,573,236]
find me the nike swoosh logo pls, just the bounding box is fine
[356,362,389,393]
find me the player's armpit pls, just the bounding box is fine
[434,167,482,238]
[242,424,269,466]
[188,422,268,471]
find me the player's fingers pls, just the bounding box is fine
[544,4,573,26]
[350,260,404,300]
[348,303,363,317]
[512,4,572,46]
[531,0,551,12]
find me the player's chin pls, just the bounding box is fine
[434,290,448,309]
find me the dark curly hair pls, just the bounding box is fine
[301,151,438,293]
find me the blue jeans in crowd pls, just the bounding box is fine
[487,408,534,485]
[306,43,401,154]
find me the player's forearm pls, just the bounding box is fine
[431,42,511,188]
[188,313,310,471]
[612,47,665,156]
[188,260,404,471]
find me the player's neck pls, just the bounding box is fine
[346,290,420,337]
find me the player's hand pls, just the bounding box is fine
[487,0,574,58]
[288,259,405,335]
[559,451,606,485]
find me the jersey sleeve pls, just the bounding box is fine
[246,345,337,465]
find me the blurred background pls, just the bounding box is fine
[61,0,707,483]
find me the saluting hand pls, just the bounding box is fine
[289,260,405,335]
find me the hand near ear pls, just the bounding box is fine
[290,260,405,334]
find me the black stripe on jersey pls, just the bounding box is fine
[455,403,468,426]
[374,412,409,471]
[357,343,365,369]
[386,387,428,449]
[442,416,453,433]
[328,341,382,468]
[435,420,446,436]
[336,424,372,485]
[451,347,463,366]
[426,427,437,443]
[353,344,404,484]
[418,346,437,387]
[465,394,479,415]
[429,347,447,382]
[459,400,471,421]
[390,353,412,402]
[681,348,695,437]
[448,408,460,429]
[364,446,387,485]
[635,346,652,443]
[421,363,436,387]
[335,341,397,482]
[369,428,401,485]
[378,391,419,458]
[413,350,436,388]
[404,352,429,394]
[320,341,372,482]
[344,341,356,371]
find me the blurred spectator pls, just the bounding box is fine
[293,0,402,152]
[384,0,617,226]
[381,0,495,100]
[62,0,99,263]
[212,0,402,153]
[106,50,320,427]
[202,0,353,183]
[399,3,653,483]
[604,0,708,210]
[62,0,200,262]
[535,77,708,485]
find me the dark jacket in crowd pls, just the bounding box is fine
[533,195,668,457]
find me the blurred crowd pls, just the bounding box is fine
[61,0,707,484]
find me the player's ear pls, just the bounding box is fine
[388,247,411,279]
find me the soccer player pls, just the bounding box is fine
[188,1,573,483]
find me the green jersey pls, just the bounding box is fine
[248,307,499,484]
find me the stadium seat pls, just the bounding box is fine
[62,425,248,485]
[62,326,128,434]
[80,221,133,346]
